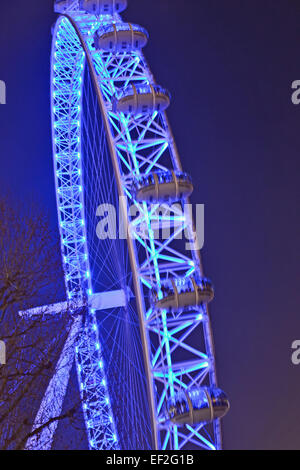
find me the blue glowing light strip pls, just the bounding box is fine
[51,16,119,450]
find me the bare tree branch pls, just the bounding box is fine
[0,195,86,450]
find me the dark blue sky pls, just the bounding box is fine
[0,0,300,449]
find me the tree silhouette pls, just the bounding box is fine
[0,196,86,450]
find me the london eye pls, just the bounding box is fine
[25,0,229,451]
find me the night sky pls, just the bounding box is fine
[1,0,300,449]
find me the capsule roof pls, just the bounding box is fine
[118,83,171,101]
[132,170,193,203]
[134,170,192,189]
[114,83,171,116]
[79,0,127,15]
[154,275,213,295]
[150,276,214,313]
[94,22,149,52]
[96,22,148,38]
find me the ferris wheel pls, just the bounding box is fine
[23,0,229,451]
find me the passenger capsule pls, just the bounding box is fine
[166,387,230,426]
[113,84,171,115]
[151,276,214,312]
[133,170,193,203]
[94,23,148,52]
[79,0,127,15]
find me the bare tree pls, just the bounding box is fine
[0,195,86,450]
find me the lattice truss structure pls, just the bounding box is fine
[23,1,222,451]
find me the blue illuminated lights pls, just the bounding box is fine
[23,0,227,451]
